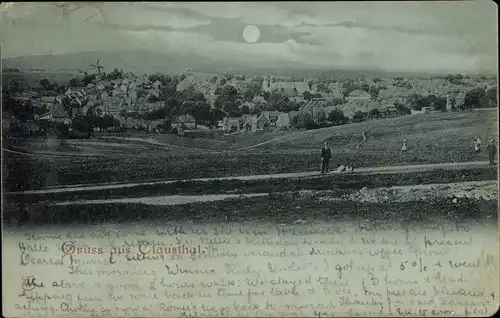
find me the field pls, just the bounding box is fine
[3,110,497,191]
[2,71,81,89]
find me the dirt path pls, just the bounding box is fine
[356,125,376,149]
[2,126,348,157]
[8,160,493,195]
[2,148,107,158]
[49,180,497,206]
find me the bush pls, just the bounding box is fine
[68,78,80,88]
[369,108,380,119]
[352,111,365,122]
[82,74,96,86]
[328,109,348,125]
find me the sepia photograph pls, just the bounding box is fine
[2,1,499,317]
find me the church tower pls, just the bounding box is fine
[262,74,270,92]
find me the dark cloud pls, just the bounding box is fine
[182,18,310,43]
[135,4,314,44]
[95,22,176,33]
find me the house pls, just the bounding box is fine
[175,114,197,130]
[50,103,70,124]
[35,112,52,121]
[262,76,310,97]
[101,92,109,101]
[102,96,123,117]
[255,114,271,130]
[40,96,56,109]
[261,111,281,126]
[207,94,219,108]
[410,107,432,115]
[129,90,138,102]
[455,93,466,108]
[228,78,252,93]
[289,96,305,103]
[347,89,371,102]
[276,113,290,128]
[145,102,163,112]
[330,89,344,100]
[239,101,256,111]
[112,87,125,97]
[152,80,162,89]
[252,95,267,105]
[242,115,258,132]
[378,106,398,118]
[340,101,371,118]
[222,117,242,132]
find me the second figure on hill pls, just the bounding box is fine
[321,142,332,174]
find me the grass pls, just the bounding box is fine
[3,195,497,226]
[3,110,497,191]
[3,71,81,89]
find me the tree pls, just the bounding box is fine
[303,91,314,101]
[352,111,365,122]
[219,78,227,86]
[210,76,218,84]
[39,78,53,90]
[159,84,177,100]
[434,96,447,112]
[445,74,463,85]
[221,85,238,99]
[106,68,123,80]
[464,87,486,109]
[369,108,380,119]
[244,83,262,102]
[369,85,380,99]
[72,115,93,133]
[82,74,96,86]
[186,101,211,126]
[240,105,251,114]
[209,108,225,127]
[316,83,331,93]
[147,95,160,103]
[360,83,370,92]
[157,119,172,132]
[68,78,80,88]
[222,101,241,117]
[342,81,356,97]
[328,109,348,125]
[485,87,497,107]
[268,90,290,111]
[395,103,411,115]
[409,94,429,110]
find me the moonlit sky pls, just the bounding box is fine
[1,1,497,72]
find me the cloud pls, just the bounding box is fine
[2,1,497,73]
[185,17,313,44]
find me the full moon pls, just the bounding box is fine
[242,25,260,43]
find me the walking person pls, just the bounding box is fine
[474,137,482,154]
[401,139,408,152]
[487,139,496,166]
[321,142,332,174]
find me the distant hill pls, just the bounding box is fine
[5,50,490,78]
[1,50,328,76]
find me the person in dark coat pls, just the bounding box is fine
[487,139,496,166]
[321,142,332,174]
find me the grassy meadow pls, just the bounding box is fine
[3,109,497,191]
